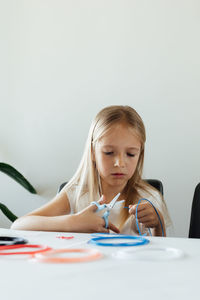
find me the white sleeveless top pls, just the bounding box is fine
[65,186,171,236]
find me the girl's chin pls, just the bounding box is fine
[101,177,128,189]
[109,179,127,188]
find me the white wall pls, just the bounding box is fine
[0,0,200,237]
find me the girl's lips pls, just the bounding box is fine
[112,173,124,175]
[112,173,125,176]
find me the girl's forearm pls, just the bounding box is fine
[10,214,77,232]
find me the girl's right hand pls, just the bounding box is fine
[73,196,120,234]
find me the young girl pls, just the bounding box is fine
[11,105,170,236]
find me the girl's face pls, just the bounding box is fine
[94,123,141,193]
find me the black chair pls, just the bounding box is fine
[58,182,67,193]
[189,183,200,238]
[58,179,163,195]
[145,179,164,196]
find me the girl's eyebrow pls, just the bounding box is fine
[102,145,140,151]
[128,147,140,151]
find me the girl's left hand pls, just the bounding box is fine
[129,202,161,229]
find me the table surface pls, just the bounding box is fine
[0,228,200,300]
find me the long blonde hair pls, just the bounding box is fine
[65,105,154,225]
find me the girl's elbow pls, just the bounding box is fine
[10,217,25,230]
[10,219,19,230]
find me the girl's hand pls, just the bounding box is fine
[73,196,120,234]
[129,202,165,235]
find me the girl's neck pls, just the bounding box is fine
[100,184,126,203]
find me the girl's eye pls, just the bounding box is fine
[127,153,135,157]
[104,152,135,156]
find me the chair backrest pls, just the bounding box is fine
[57,182,67,193]
[58,179,163,195]
[145,179,164,195]
[189,183,200,238]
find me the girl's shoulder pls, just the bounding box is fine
[63,183,87,194]
[138,186,162,201]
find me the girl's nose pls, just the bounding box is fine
[114,156,125,167]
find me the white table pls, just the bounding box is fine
[0,228,200,300]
